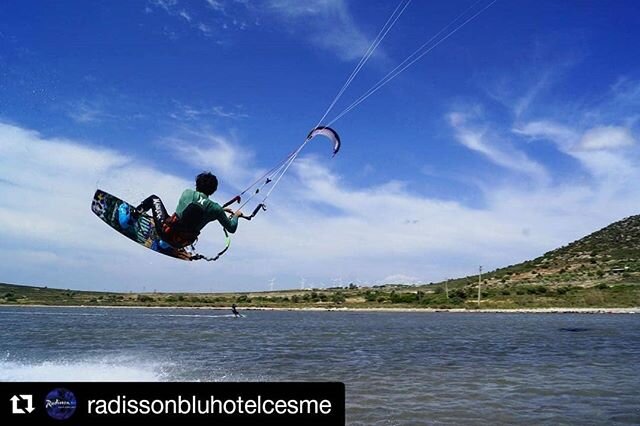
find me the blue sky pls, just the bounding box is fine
[1,0,639,292]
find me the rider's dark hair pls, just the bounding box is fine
[195,172,218,195]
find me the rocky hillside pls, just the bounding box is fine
[476,215,640,288]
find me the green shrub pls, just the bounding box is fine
[390,292,417,304]
[452,289,467,299]
[331,293,346,303]
[364,291,377,302]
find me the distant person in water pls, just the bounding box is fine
[231,304,241,318]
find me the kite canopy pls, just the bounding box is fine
[307,126,341,156]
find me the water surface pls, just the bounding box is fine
[0,307,638,424]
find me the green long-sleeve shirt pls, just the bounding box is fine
[175,189,238,233]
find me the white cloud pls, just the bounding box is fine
[449,112,549,183]
[484,65,558,121]
[159,130,256,189]
[0,124,185,250]
[197,23,213,36]
[513,120,578,150]
[169,101,248,121]
[513,71,552,118]
[206,0,225,12]
[66,100,115,124]
[179,10,192,22]
[150,0,177,12]
[146,0,375,61]
[611,77,640,107]
[514,121,637,182]
[578,126,635,151]
[0,123,129,184]
[265,0,374,61]
[148,0,216,39]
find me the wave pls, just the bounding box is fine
[0,310,108,317]
[0,356,170,382]
[143,313,239,319]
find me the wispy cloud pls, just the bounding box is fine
[449,111,549,184]
[513,73,640,185]
[513,71,552,118]
[159,129,256,189]
[145,0,374,61]
[513,120,578,151]
[516,120,637,185]
[66,100,116,124]
[483,45,579,121]
[149,0,177,12]
[205,0,225,13]
[197,22,213,36]
[147,0,223,40]
[611,77,640,109]
[578,126,635,151]
[265,0,373,61]
[169,101,248,121]
[178,10,192,22]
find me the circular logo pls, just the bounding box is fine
[45,388,77,420]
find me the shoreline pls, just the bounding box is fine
[0,304,638,314]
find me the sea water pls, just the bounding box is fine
[0,307,638,425]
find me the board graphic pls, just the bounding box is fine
[91,189,192,261]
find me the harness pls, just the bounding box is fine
[160,203,204,249]
[161,213,200,248]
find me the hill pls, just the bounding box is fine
[419,215,640,308]
[483,214,640,286]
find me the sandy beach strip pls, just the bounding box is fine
[0,304,638,314]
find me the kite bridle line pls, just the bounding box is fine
[221,132,314,214]
[190,144,302,261]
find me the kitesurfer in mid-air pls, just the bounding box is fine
[131,172,242,249]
